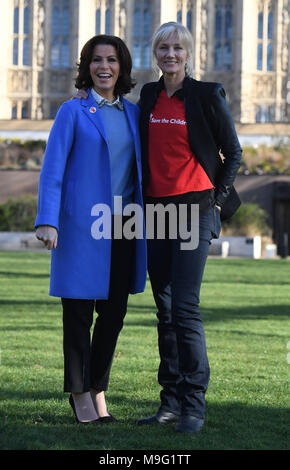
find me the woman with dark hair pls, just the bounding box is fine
[35,35,147,424]
[75,34,136,95]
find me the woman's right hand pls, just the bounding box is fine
[72,89,88,100]
[35,225,58,250]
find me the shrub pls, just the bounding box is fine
[0,138,46,150]
[239,145,290,175]
[0,139,46,170]
[0,195,37,231]
[222,202,271,237]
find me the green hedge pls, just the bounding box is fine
[0,195,38,231]
[0,196,271,238]
[0,137,46,150]
[0,139,46,170]
[222,202,271,236]
[239,145,290,175]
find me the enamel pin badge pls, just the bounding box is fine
[89,107,97,113]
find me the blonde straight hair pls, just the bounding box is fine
[151,22,194,78]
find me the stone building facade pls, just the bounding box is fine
[0,0,289,123]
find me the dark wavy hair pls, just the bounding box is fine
[75,35,136,96]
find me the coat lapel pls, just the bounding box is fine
[123,98,142,154]
[81,90,109,145]
[123,98,143,182]
[184,78,205,158]
[123,98,136,139]
[183,77,216,180]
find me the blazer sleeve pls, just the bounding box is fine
[209,84,242,207]
[35,102,74,231]
[137,84,147,109]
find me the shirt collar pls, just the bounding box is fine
[90,87,124,110]
[158,75,185,101]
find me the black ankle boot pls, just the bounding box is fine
[137,408,180,425]
[175,415,204,433]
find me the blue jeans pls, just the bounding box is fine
[147,206,221,419]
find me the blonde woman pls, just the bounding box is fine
[136,22,242,433]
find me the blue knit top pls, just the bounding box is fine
[91,88,135,214]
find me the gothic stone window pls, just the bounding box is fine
[11,103,17,119]
[177,1,193,31]
[105,4,111,34]
[186,9,192,32]
[21,101,29,119]
[95,1,113,35]
[95,7,101,34]
[257,2,274,71]
[51,0,71,68]
[13,0,31,66]
[214,1,232,71]
[256,104,275,123]
[13,3,19,65]
[133,0,151,70]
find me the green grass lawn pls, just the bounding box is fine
[0,251,289,450]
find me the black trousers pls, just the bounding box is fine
[62,219,134,393]
[147,206,221,419]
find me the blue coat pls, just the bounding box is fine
[35,90,147,299]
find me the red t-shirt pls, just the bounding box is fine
[146,90,214,197]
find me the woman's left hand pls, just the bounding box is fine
[35,225,58,250]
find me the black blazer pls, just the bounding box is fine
[138,76,242,221]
